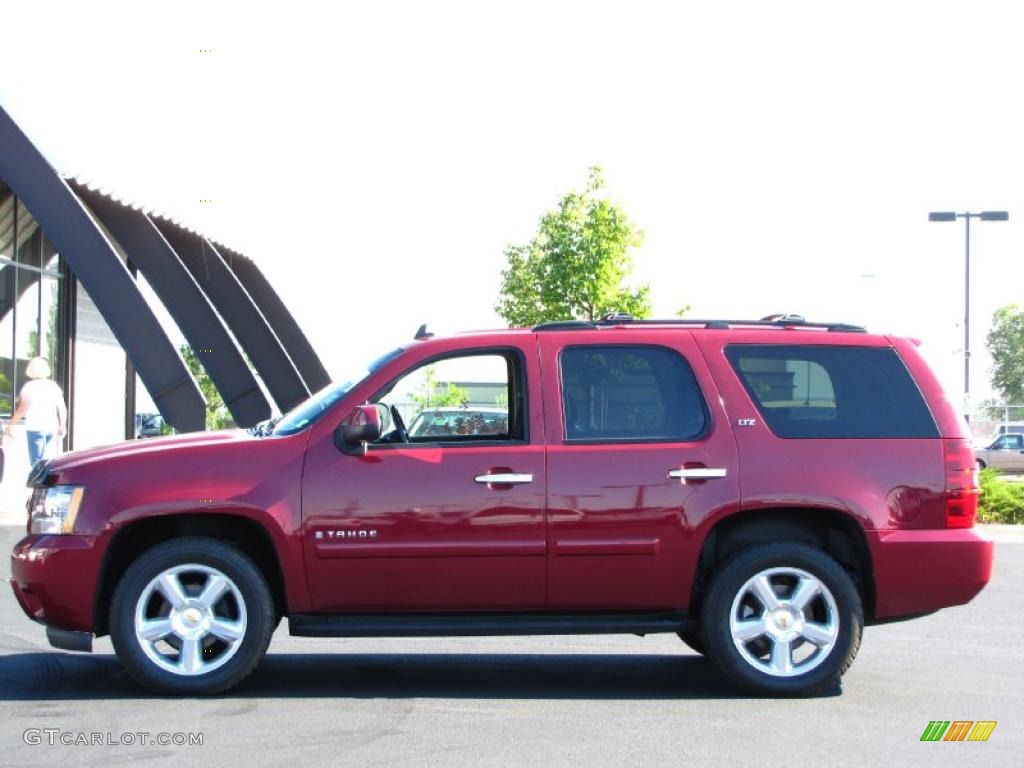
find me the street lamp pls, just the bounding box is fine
[928,210,1010,422]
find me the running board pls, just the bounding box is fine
[289,611,688,638]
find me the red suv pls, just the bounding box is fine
[9,316,994,696]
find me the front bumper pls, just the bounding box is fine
[869,527,995,619]
[10,534,105,633]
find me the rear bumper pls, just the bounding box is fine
[9,534,104,632]
[868,527,994,619]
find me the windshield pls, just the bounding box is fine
[272,346,406,435]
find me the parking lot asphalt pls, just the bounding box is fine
[0,525,1021,768]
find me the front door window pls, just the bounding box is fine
[372,353,519,443]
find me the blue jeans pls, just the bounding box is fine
[26,431,56,466]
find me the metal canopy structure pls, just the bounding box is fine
[153,220,311,412]
[0,105,205,432]
[73,184,272,427]
[224,250,330,392]
[0,103,330,433]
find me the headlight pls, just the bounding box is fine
[28,486,86,535]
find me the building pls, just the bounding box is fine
[0,104,328,512]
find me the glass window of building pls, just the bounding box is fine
[0,181,66,422]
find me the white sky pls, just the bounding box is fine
[2,0,1022,412]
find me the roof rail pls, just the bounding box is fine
[531,320,598,331]
[532,313,865,333]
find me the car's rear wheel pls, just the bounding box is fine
[701,542,862,697]
[109,537,274,695]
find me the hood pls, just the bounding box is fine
[46,429,255,475]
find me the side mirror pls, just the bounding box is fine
[334,404,382,454]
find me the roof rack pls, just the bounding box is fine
[530,320,598,331]
[532,313,865,333]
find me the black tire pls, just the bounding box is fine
[701,542,862,697]
[677,629,706,656]
[977,459,987,469]
[109,537,274,695]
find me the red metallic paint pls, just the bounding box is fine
[9,325,994,635]
[868,528,993,617]
[301,337,547,611]
[538,331,742,610]
[12,427,315,626]
[10,534,102,630]
[692,330,992,618]
[695,331,947,530]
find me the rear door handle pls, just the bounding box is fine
[668,468,728,480]
[475,473,534,484]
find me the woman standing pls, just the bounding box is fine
[5,357,67,465]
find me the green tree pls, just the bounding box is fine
[27,294,59,370]
[180,344,228,430]
[410,365,470,410]
[496,166,651,326]
[986,304,1024,406]
[0,372,10,414]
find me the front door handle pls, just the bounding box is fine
[475,473,534,484]
[668,467,728,480]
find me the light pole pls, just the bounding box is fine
[928,210,1009,422]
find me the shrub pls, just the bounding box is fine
[977,467,1024,524]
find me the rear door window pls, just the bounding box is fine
[724,344,938,439]
[559,345,708,441]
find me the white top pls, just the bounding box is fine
[20,378,64,433]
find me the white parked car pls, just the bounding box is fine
[975,433,1024,471]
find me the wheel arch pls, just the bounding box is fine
[94,512,287,636]
[690,506,875,621]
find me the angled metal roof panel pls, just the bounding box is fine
[152,218,310,411]
[73,183,272,427]
[222,249,331,391]
[0,104,205,432]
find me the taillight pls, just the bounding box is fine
[944,439,979,528]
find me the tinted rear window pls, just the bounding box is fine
[724,344,938,439]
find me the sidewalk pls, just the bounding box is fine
[0,491,29,526]
[979,523,1024,542]
[0,428,33,526]
[0,502,26,527]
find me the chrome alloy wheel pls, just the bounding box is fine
[728,567,839,678]
[133,564,248,677]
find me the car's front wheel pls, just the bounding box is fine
[109,537,274,695]
[701,542,862,697]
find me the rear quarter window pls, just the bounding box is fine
[724,344,938,439]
